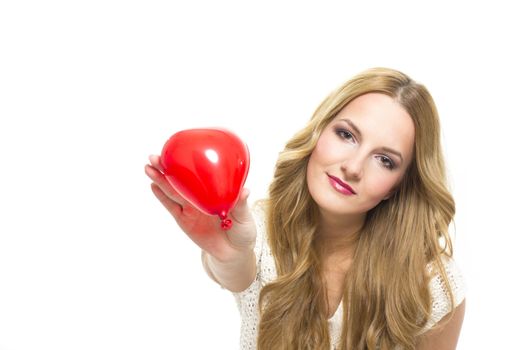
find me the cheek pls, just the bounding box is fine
[366,173,401,199]
[310,133,340,167]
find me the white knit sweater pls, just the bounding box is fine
[232,205,466,350]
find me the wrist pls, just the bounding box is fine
[208,248,253,266]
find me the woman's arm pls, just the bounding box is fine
[416,300,466,350]
[146,154,258,293]
[201,249,256,293]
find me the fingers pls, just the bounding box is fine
[148,154,165,173]
[150,183,183,219]
[144,161,187,206]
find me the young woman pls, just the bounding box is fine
[145,67,466,349]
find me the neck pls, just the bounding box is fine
[316,210,365,259]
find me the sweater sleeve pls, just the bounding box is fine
[423,256,466,332]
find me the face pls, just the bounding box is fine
[306,92,415,221]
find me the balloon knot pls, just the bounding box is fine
[221,218,233,230]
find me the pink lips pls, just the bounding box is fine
[327,174,356,195]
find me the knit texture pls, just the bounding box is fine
[232,205,466,349]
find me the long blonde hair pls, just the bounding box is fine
[257,67,457,349]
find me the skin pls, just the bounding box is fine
[307,93,465,347]
[145,155,258,292]
[417,300,466,350]
[307,92,415,254]
[307,92,415,319]
[145,92,465,347]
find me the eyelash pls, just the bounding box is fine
[377,155,396,170]
[335,128,355,142]
[334,127,397,170]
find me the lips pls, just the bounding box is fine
[327,174,356,195]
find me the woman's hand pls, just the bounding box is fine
[144,155,257,263]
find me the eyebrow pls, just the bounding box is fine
[340,118,404,162]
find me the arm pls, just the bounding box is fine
[416,299,466,350]
[201,249,256,293]
[146,154,258,293]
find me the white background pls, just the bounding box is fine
[1,1,523,349]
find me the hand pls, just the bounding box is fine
[144,155,257,263]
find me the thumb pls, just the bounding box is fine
[230,188,251,223]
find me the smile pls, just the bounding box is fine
[327,174,356,195]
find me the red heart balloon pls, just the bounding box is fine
[160,128,250,230]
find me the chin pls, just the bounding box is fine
[315,194,382,218]
[314,195,359,216]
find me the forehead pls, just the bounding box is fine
[332,93,415,157]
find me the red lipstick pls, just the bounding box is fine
[327,174,356,195]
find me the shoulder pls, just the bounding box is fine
[416,298,466,349]
[424,255,467,332]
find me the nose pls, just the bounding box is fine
[341,152,365,181]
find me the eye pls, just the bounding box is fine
[377,155,396,170]
[335,128,356,142]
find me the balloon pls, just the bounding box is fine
[160,128,250,230]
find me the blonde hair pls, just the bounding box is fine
[257,67,456,349]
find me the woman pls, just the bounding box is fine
[144,67,466,349]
